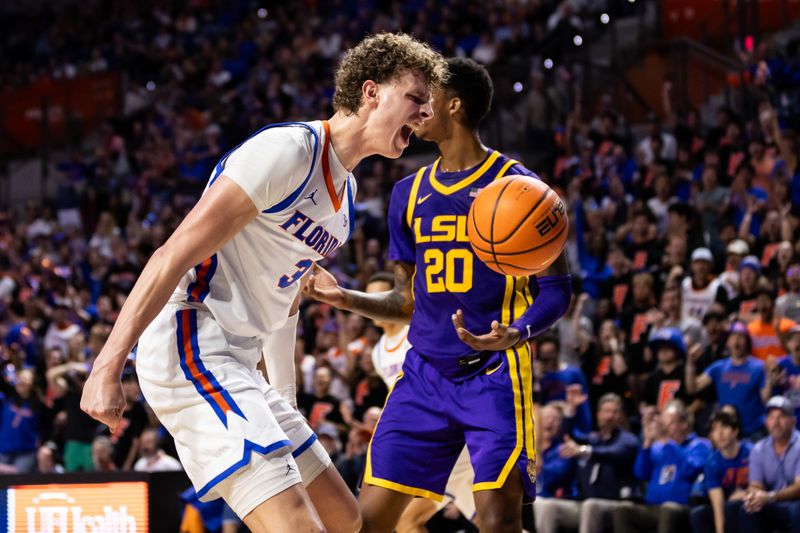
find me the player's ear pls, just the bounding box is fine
[362,80,380,107]
[449,96,462,116]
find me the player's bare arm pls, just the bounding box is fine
[81,175,259,431]
[453,250,572,352]
[305,262,415,323]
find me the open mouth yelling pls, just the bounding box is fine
[400,124,413,145]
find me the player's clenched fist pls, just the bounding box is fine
[80,371,126,433]
[303,263,346,307]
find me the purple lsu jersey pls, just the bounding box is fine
[368,150,541,501]
[388,150,539,368]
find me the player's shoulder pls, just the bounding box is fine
[494,151,540,180]
[240,120,320,159]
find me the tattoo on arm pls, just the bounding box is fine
[341,262,415,324]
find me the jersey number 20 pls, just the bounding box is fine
[424,249,473,293]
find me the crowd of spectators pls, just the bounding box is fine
[3,0,800,532]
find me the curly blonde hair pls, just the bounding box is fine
[333,33,447,115]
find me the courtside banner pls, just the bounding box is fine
[5,482,148,532]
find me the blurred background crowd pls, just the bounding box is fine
[2,0,800,532]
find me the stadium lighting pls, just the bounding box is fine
[544,58,554,69]
[513,82,523,93]
[573,35,583,46]
[600,13,610,24]
[257,8,268,18]
[146,81,156,91]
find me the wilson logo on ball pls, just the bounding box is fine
[535,200,566,236]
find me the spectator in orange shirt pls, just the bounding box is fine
[748,287,796,361]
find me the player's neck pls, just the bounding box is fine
[437,132,487,173]
[327,112,368,171]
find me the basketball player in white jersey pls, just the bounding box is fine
[680,247,727,321]
[366,273,477,532]
[80,33,447,533]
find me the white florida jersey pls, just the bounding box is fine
[681,276,720,322]
[371,326,411,386]
[171,120,355,339]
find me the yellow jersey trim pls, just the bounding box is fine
[406,167,427,228]
[428,151,502,195]
[495,158,520,180]
[517,342,537,462]
[473,277,524,492]
[363,371,446,502]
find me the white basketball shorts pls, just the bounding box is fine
[136,303,330,517]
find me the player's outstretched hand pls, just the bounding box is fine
[80,369,126,433]
[451,309,521,352]
[304,263,346,308]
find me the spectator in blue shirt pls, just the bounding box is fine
[0,368,42,473]
[535,403,578,501]
[685,321,770,439]
[738,396,800,533]
[535,393,640,533]
[613,400,712,533]
[690,407,752,533]
[772,326,800,426]
[538,334,593,434]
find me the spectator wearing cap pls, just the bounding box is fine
[719,239,750,300]
[747,286,796,362]
[681,248,728,323]
[776,264,800,322]
[739,396,800,532]
[686,321,769,439]
[690,408,752,533]
[536,393,639,533]
[643,327,690,412]
[772,327,800,427]
[613,400,711,533]
[728,255,762,321]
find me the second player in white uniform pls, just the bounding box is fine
[80,33,447,533]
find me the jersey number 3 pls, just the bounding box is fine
[424,249,473,293]
[279,260,312,288]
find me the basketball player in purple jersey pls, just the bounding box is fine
[306,58,572,532]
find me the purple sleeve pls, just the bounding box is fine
[510,275,572,341]
[387,176,416,264]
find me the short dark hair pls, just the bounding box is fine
[367,271,395,287]
[443,57,493,130]
[536,333,560,352]
[702,310,725,325]
[709,407,741,437]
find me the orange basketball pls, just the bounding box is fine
[467,175,568,276]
